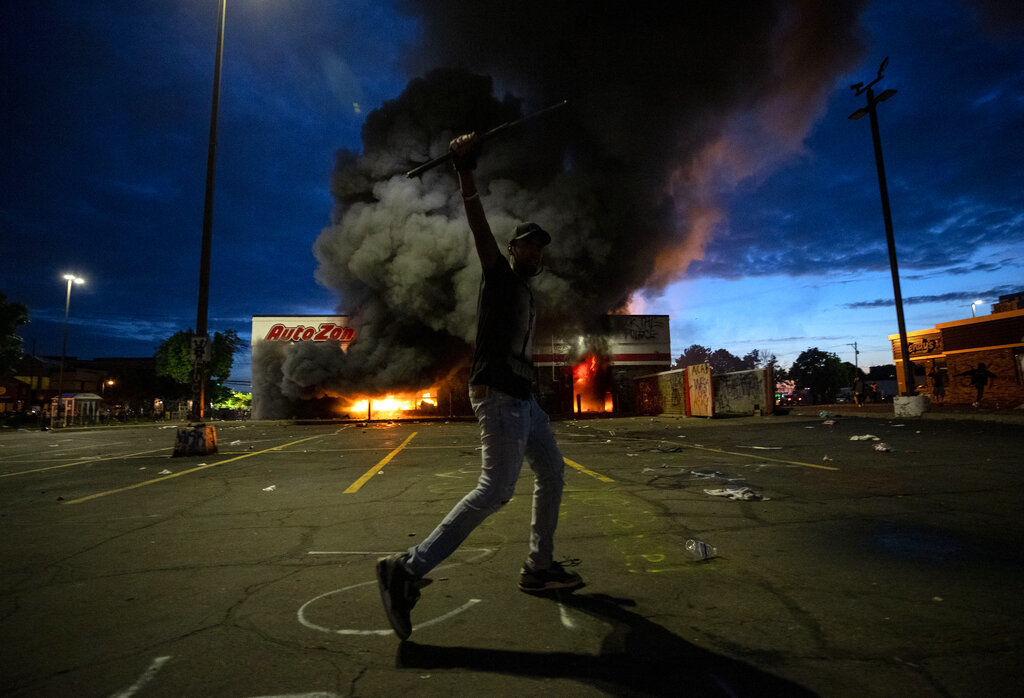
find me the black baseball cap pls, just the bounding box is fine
[510,222,551,247]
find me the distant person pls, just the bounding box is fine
[375,131,583,641]
[853,376,864,407]
[956,363,997,406]
[927,367,945,404]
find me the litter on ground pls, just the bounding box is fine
[704,486,769,501]
[874,443,892,452]
[158,469,172,475]
[262,485,277,492]
[736,446,781,450]
[850,434,881,441]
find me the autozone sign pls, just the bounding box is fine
[251,316,355,345]
[264,322,354,342]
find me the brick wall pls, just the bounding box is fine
[946,349,1024,406]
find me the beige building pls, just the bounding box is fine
[890,292,1024,406]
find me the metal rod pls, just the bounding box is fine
[405,100,568,178]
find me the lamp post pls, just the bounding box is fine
[849,57,915,397]
[190,0,227,425]
[175,0,226,456]
[971,299,984,317]
[55,273,85,428]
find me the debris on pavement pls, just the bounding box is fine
[850,434,881,441]
[822,455,834,462]
[158,469,172,475]
[703,486,769,501]
[873,443,892,452]
[229,439,242,445]
[262,485,277,492]
[685,538,718,561]
[736,445,781,450]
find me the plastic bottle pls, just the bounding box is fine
[685,538,717,561]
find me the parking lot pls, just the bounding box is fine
[1,412,1022,696]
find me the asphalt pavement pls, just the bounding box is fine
[1,409,1022,696]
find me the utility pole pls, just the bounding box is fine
[849,57,915,396]
[846,341,860,372]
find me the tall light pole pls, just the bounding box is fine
[192,0,226,423]
[849,57,915,397]
[971,299,984,317]
[176,0,226,456]
[55,273,85,427]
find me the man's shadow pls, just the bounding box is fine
[398,591,815,696]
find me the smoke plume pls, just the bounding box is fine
[255,1,867,418]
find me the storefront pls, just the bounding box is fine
[890,297,1024,406]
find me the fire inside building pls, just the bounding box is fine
[250,314,671,419]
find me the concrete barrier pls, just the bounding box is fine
[894,394,929,417]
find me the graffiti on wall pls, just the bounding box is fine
[687,364,713,417]
[714,369,768,415]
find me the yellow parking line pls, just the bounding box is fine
[344,432,418,493]
[0,447,173,479]
[564,457,615,483]
[64,434,328,505]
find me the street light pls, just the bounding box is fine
[55,273,85,427]
[849,57,915,397]
[191,0,227,424]
[176,0,226,456]
[971,299,985,317]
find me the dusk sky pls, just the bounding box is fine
[3,0,1022,390]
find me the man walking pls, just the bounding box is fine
[376,132,583,640]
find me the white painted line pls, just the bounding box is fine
[297,580,481,636]
[109,655,171,698]
[558,601,578,630]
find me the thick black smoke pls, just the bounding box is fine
[255,2,867,418]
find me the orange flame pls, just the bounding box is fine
[343,390,438,419]
[572,354,612,413]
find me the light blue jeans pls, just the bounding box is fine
[405,385,566,577]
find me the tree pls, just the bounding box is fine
[674,344,711,368]
[744,349,786,381]
[214,391,251,410]
[155,329,244,404]
[708,348,746,374]
[1,292,29,377]
[790,347,850,403]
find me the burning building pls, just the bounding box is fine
[251,313,669,419]
[535,315,671,415]
[255,7,867,419]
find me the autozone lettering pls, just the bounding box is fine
[265,323,355,343]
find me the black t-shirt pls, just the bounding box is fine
[469,256,535,399]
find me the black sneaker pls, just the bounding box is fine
[376,554,425,640]
[518,559,585,594]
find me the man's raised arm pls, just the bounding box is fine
[450,133,500,269]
